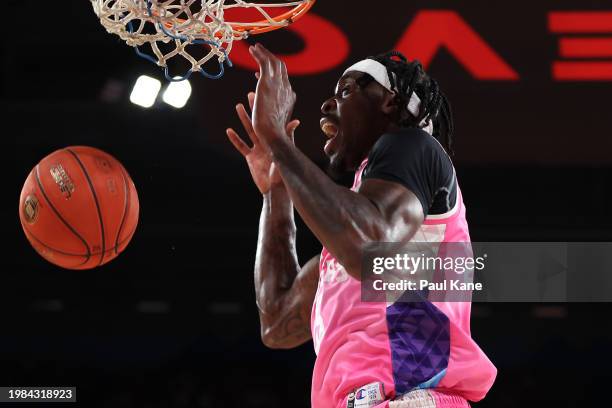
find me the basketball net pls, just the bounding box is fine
[91,0,315,81]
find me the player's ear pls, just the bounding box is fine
[380,92,399,116]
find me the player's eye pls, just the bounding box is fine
[339,86,351,98]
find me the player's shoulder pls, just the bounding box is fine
[372,127,446,156]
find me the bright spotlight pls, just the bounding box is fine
[130,75,161,108]
[162,78,192,108]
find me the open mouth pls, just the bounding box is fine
[321,121,338,139]
[320,118,340,155]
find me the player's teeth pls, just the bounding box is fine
[322,123,337,138]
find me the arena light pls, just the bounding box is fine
[130,75,161,108]
[162,78,192,108]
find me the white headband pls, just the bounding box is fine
[343,59,433,135]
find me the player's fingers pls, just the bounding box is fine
[280,58,289,84]
[235,103,252,124]
[256,44,285,79]
[285,91,297,124]
[247,92,255,111]
[257,43,279,65]
[286,119,300,135]
[235,104,260,144]
[249,44,270,79]
[226,128,251,157]
[254,43,284,80]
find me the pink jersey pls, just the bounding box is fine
[310,159,496,408]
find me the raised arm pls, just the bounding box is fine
[226,92,317,349]
[255,187,319,348]
[247,44,425,279]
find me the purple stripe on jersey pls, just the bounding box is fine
[386,301,450,394]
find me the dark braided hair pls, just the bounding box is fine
[364,51,455,155]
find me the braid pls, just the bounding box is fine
[370,51,455,156]
[439,92,454,154]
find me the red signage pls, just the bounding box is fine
[230,10,612,82]
[393,11,518,80]
[550,11,612,80]
[230,13,350,75]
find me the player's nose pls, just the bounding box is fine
[321,96,337,116]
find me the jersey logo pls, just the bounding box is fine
[346,382,385,408]
[321,257,349,284]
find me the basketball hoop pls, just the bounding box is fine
[91,0,316,81]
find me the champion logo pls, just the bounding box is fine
[347,382,385,408]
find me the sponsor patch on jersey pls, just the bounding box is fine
[346,382,385,408]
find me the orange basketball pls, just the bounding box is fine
[19,146,139,269]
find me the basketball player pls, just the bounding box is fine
[226,43,496,408]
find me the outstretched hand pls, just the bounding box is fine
[226,91,300,195]
[248,43,297,148]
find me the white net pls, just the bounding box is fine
[91,0,314,80]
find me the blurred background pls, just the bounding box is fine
[4,0,612,406]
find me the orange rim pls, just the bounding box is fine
[228,0,316,35]
[159,0,316,39]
